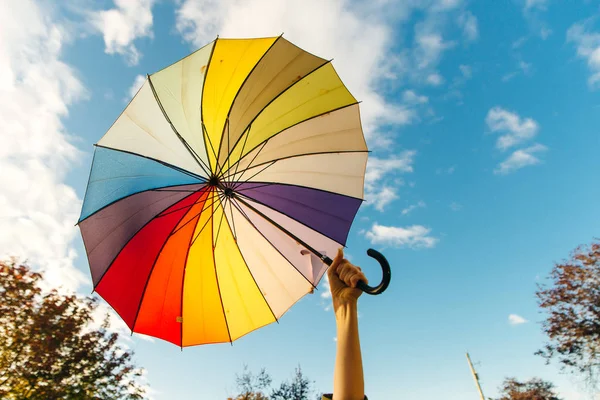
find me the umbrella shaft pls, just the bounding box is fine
[233,195,333,266]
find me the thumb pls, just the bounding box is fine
[329,248,344,273]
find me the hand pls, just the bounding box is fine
[327,248,368,309]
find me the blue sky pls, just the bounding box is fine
[2,0,600,399]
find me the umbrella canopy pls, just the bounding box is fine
[78,36,369,347]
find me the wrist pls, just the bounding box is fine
[334,299,358,321]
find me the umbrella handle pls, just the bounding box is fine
[322,248,391,296]
[355,249,391,295]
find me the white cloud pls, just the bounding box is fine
[364,223,438,249]
[449,202,462,211]
[458,11,478,42]
[485,107,539,150]
[0,5,157,375]
[512,36,528,49]
[495,143,547,175]
[540,27,551,40]
[402,201,426,215]
[567,20,600,90]
[318,274,333,311]
[402,90,429,105]
[320,273,332,300]
[175,0,418,147]
[508,314,528,325]
[369,186,400,212]
[415,30,454,71]
[104,89,115,100]
[459,64,472,79]
[426,73,444,86]
[366,152,415,185]
[521,0,551,40]
[501,71,518,82]
[436,165,456,174]
[502,60,532,82]
[126,74,146,101]
[431,0,463,12]
[519,60,532,74]
[0,0,88,293]
[364,152,415,211]
[89,0,155,65]
[524,0,547,11]
[174,0,477,143]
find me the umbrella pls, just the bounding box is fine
[78,36,391,347]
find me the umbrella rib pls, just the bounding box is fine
[210,193,233,345]
[223,149,369,185]
[237,187,352,225]
[227,140,270,188]
[232,189,347,248]
[227,195,238,241]
[221,102,360,177]
[202,121,224,175]
[231,182,275,192]
[147,75,213,177]
[166,191,219,235]
[78,148,97,223]
[230,198,318,291]
[76,183,202,225]
[212,192,227,247]
[214,36,283,170]
[150,188,202,193]
[199,38,219,176]
[232,160,276,191]
[234,195,329,269]
[234,180,364,203]
[85,191,191,255]
[172,191,218,244]
[92,190,201,291]
[224,200,279,323]
[218,59,331,174]
[93,144,206,182]
[225,120,230,184]
[190,191,224,246]
[130,190,208,334]
[178,188,210,349]
[223,123,251,184]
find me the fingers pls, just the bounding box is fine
[336,259,368,289]
[327,248,368,288]
[329,248,344,270]
[327,248,344,281]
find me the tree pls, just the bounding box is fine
[228,365,319,400]
[536,240,600,384]
[493,377,562,400]
[0,259,146,399]
[271,365,316,400]
[229,365,272,400]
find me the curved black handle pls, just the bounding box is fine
[356,248,391,295]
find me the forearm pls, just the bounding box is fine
[333,301,364,400]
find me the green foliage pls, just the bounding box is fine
[536,240,600,384]
[0,259,146,399]
[492,377,562,400]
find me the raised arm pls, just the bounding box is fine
[327,248,368,400]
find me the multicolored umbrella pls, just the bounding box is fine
[78,36,390,347]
